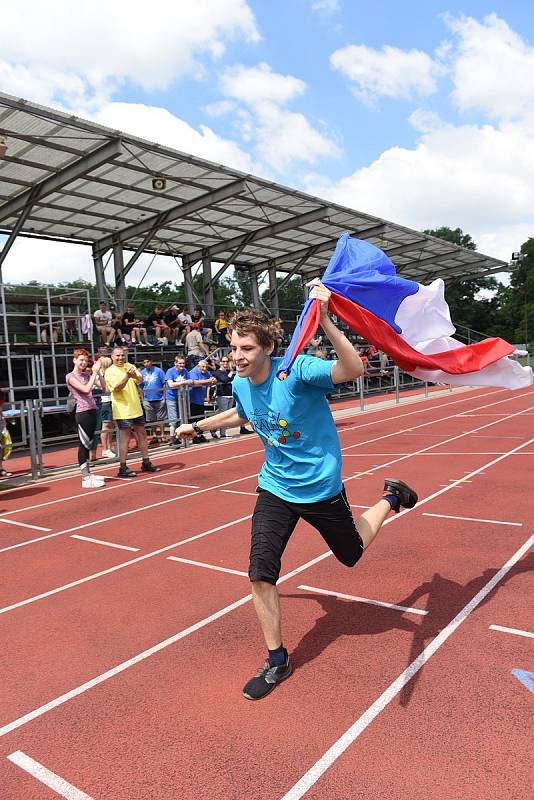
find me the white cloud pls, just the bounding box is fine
[312,1,340,15]
[331,43,443,105]
[445,13,534,121]
[306,117,534,262]
[204,100,237,117]
[92,102,255,173]
[0,0,260,107]
[0,236,200,289]
[220,62,306,106]
[219,63,340,170]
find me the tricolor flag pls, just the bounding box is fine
[277,234,532,389]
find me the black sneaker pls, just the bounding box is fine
[118,466,136,478]
[192,435,207,444]
[383,478,418,512]
[210,432,219,439]
[141,461,160,473]
[169,439,181,449]
[240,427,254,435]
[243,657,293,700]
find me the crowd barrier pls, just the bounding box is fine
[2,370,444,480]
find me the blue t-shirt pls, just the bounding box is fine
[141,366,166,402]
[188,366,211,405]
[164,366,189,401]
[232,355,340,503]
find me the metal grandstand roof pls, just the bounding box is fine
[0,90,507,285]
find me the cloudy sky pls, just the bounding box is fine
[1,0,533,287]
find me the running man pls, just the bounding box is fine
[176,281,417,700]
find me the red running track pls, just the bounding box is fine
[0,385,532,799]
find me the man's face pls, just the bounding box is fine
[127,306,134,314]
[100,303,107,311]
[230,329,273,381]
[175,359,185,370]
[111,348,124,366]
[143,359,152,369]
[197,361,208,373]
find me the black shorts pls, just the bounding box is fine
[249,487,364,585]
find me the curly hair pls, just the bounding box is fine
[73,348,89,359]
[232,308,278,349]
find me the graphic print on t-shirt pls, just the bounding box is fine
[249,408,300,450]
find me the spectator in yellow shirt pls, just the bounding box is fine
[104,347,160,478]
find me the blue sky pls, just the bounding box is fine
[1,0,533,285]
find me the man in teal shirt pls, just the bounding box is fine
[176,280,417,700]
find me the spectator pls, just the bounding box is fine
[122,303,150,346]
[93,302,115,346]
[213,356,235,437]
[164,304,181,344]
[98,355,116,459]
[108,304,124,345]
[187,360,217,443]
[206,343,221,371]
[358,347,369,374]
[65,348,105,488]
[0,388,12,479]
[29,305,59,343]
[214,309,230,347]
[141,356,167,444]
[314,349,328,360]
[146,305,170,344]
[176,306,192,343]
[185,324,209,369]
[165,355,191,448]
[191,305,212,340]
[103,346,160,477]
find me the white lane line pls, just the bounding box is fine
[280,531,534,800]
[423,513,522,527]
[167,556,248,577]
[71,535,140,552]
[2,389,530,553]
[7,750,93,799]
[439,484,463,488]
[148,481,200,488]
[0,514,253,616]
[2,435,531,737]
[0,472,259,554]
[0,447,263,515]
[0,547,330,738]
[298,585,428,616]
[489,624,534,639]
[350,504,370,509]
[220,489,258,496]
[0,518,52,532]
[0,387,516,517]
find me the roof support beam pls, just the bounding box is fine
[384,238,428,258]
[185,206,332,265]
[96,179,247,255]
[396,248,468,270]
[0,139,123,223]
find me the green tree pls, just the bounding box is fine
[423,226,503,341]
[498,238,534,347]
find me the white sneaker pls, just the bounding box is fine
[102,449,117,459]
[82,475,105,488]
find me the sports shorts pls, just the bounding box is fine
[116,415,145,429]
[249,487,364,585]
[143,399,166,422]
[101,401,114,423]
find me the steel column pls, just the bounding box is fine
[202,252,214,316]
[113,242,127,311]
[92,244,107,301]
[182,258,195,311]
[268,266,279,317]
[249,270,261,309]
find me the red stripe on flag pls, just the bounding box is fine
[328,291,514,374]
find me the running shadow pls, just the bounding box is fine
[283,552,533,706]
[397,553,534,706]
